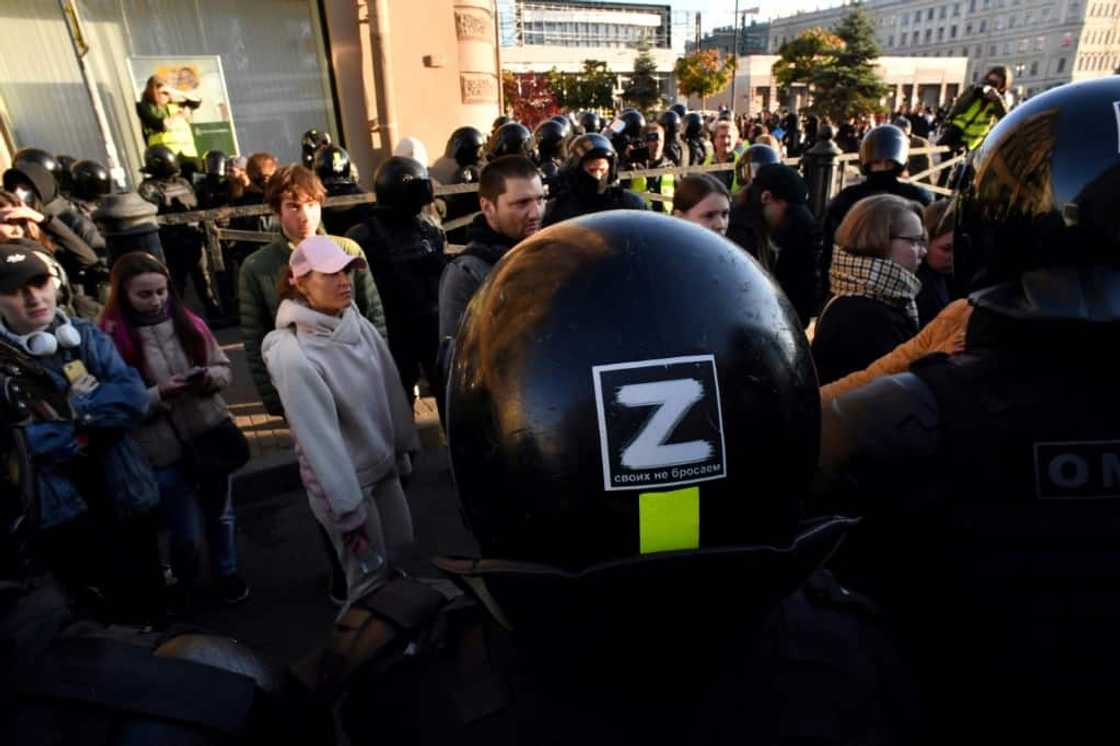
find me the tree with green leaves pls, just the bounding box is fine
[548,60,616,112]
[772,5,889,122]
[673,49,734,110]
[622,40,662,111]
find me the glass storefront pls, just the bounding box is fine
[0,0,338,187]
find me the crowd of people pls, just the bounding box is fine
[3,61,1112,744]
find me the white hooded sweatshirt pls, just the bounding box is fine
[263,299,418,530]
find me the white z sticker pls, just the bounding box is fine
[617,379,712,470]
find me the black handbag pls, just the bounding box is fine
[168,416,251,477]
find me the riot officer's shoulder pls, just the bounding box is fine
[344,221,374,245]
[616,188,648,211]
[136,179,161,205]
[895,181,934,206]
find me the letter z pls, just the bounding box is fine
[616,379,712,470]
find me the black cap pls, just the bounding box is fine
[0,240,53,293]
[751,164,808,205]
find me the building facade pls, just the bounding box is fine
[0,1,501,188]
[687,21,771,56]
[769,0,1119,99]
[500,0,678,101]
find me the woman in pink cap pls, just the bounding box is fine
[263,236,418,606]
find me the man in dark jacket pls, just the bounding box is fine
[315,145,374,237]
[542,134,646,227]
[438,155,543,343]
[820,125,932,304]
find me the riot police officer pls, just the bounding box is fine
[194,149,233,210]
[341,212,922,744]
[430,126,485,247]
[300,128,332,169]
[69,159,112,221]
[486,121,534,162]
[683,111,707,168]
[819,124,933,302]
[658,109,688,167]
[606,108,645,159]
[578,111,602,136]
[623,123,675,214]
[138,145,222,319]
[532,118,568,181]
[314,145,373,237]
[542,133,647,227]
[816,77,1120,742]
[346,157,446,404]
[6,148,106,258]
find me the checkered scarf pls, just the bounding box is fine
[828,249,922,328]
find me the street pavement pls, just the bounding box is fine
[184,328,476,664]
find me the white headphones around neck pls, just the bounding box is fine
[6,311,81,357]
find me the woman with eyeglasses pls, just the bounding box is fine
[811,194,928,386]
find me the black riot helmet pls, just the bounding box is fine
[13,148,60,182]
[55,155,76,196]
[71,160,112,202]
[954,77,1120,321]
[683,112,705,140]
[578,111,603,135]
[548,115,573,140]
[670,103,687,118]
[657,110,682,138]
[301,129,332,168]
[487,122,534,161]
[564,133,618,185]
[533,119,568,163]
[443,211,845,629]
[314,145,353,184]
[491,115,513,135]
[735,143,782,187]
[445,126,486,168]
[608,108,646,142]
[859,124,910,175]
[202,150,227,178]
[141,145,179,178]
[373,156,434,215]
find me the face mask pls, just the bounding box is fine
[575,167,608,197]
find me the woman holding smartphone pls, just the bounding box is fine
[100,251,248,606]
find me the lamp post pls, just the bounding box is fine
[728,4,760,115]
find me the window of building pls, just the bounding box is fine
[1009,13,1017,26]
[953,2,962,14]
[938,26,945,39]
[983,0,991,8]
[915,10,922,22]
[951,24,958,37]
[940,5,948,18]
[913,30,921,42]
[928,8,935,20]
[1003,40,1012,54]
[966,21,973,34]
[969,0,977,10]
[1041,5,1052,19]
[976,44,984,55]
[973,70,980,81]
[889,34,895,46]
[900,33,908,45]
[1056,56,1067,72]
[990,43,998,55]
[902,13,910,25]
[1030,60,1039,75]
[995,16,1004,30]
[926,28,933,41]
[980,18,988,31]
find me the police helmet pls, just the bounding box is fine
[735,143,782,187]
[608,109,646,141]
[142,145,180,178]
[13,149,60,181]
[548,115,573,140]
[657,110,682,138]
[954,77,1120,320]
[373,156,434,215]
[71,160,111,202]
[683,112,705,140]
[534,119,568,163]
[565,133,618,184]
[55,155,76,195]
[891,116,913,135]
[670,103,687,118]
[314,145,353,183]
[491,115,513,134]
[445,126,486,168]
[487,122,534,161]
[202,150,227,178]
[301,129,332,168]
[444,211,845,627]
[858,125,910,174]
[578,111,603,135]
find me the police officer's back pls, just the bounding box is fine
[542,134,646,227]
[341,212,923,745]
[816,77,1120,741]
[820,125,933,302]
[346,157,446,402]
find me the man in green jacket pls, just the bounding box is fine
[239,165,386,416]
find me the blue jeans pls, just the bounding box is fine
[155,461,238,585]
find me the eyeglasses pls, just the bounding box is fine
[891,234,928,248]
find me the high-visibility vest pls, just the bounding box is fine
[704,151,740,192]
[949,97,999,151]
[630,172,676,212]
[147,103,199,159]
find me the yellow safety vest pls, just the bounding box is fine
[630,172,676,212]
[703,151,740,192]
[949,97,999,151]
[147,103,199,159]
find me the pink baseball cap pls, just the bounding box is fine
[290,236,367,278]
